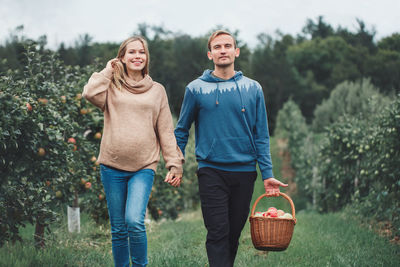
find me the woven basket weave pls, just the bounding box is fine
[249,192,297,251]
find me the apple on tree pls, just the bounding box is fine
[94,132,102,139]
[38,98,48,105]
[67,137,76,144]
[85,182,92,189]
[55,191,63,198]
[37,147,46,157]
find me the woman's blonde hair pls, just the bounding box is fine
[112,36,150,90]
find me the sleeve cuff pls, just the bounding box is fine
[261,169,274,180]
[169,166,183,174]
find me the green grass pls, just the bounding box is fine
[2,207,399,266]
[0,213,114,267]
[1,138,399,266]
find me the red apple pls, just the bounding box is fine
[26,103,33,111]
[85,182,92,189]
[94,132,102,139]
[67,137,76,144]
[268,210,278,217]
[99,194,105,201]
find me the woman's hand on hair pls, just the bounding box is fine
[100,58,119,79]
[164,171,182,187]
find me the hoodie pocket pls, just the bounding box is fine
[205,137,256,163]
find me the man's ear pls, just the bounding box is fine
[235,47,240,58]
[207,51,213,60]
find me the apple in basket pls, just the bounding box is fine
[280,213,293,219]
[267,207,277,212]
[268,210,278,217]
[254,212,264,217]
[277,209,285,217]
[265,207,278,217]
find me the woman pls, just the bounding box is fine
[83,36,183,267]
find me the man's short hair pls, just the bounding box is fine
[207,30,237,51]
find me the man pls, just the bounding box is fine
[173,30,288,267]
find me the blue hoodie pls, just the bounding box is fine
[175,70,273,180]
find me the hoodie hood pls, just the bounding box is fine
[199,69,243,82]
[122,74,153,94]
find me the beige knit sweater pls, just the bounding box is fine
[82,72,183,174]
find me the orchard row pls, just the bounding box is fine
[0,43,198,247]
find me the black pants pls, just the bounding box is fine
[197,167,257,267]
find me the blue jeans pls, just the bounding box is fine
[100,164,155,267]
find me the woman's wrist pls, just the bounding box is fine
[169,166,183,175]
[100,68,113,79]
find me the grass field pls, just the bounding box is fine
[1,138,399,266]
[1,208,399,267]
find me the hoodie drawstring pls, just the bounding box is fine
[216,83,220,105]
[215,78,245,112]
[209,70,244,112]
[234,78,245,112]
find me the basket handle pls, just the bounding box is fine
[250,192,297,224]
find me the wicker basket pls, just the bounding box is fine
[249,192,297,251]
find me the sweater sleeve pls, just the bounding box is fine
[82,72,110,111]
[174,87,197,157]
[156,87,184,174]
[255,86,274,180]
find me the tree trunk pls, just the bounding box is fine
[68,189,81,233]
[73,190,79,208]
[34,221,45,249]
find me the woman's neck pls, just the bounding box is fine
[126,70,144,82]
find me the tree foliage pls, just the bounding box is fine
[312,79,390,132]
[0,42,199,247]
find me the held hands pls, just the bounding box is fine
[164,171,183,187]
[264,178,288,197]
